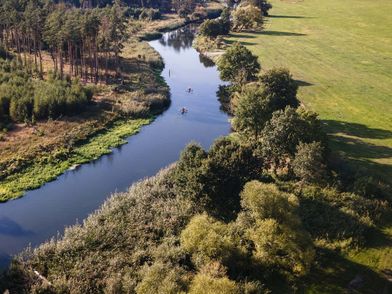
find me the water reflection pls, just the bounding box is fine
[159,25,197,52]
[0,217,34,237]
[199,54,215,68]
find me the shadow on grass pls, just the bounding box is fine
[254,30,306,37]
[325,120,392,140]
[303,248,389,293]
[295,79,313,87]
[323,120,392,183]
[268,15,309,19]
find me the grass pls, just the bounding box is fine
[227,0,392,291]
[0,118,151,201]
[227,0,392,183]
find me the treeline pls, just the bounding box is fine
[0,59,92,125]
[0,0,128,83]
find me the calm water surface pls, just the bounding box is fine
[0,26,230,267]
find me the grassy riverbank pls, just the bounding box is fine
[0,118,151,201]
[226,0,392,184]
[0,18,173,202]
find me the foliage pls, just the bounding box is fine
[241,0,272,16]
[171,138,264,219]
[292,141,327,183]
[259,107,326,172]
[0,60,92,123]
[139,8,161,20]
[188,272,240,294]
[199,19,228,39]
[180,213,236,267]
[259,68,299,110]
[232,5,264,32]
[232,83,271,139]
[240,181,315,276]
[217,42,260,85]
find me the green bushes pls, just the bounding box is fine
[33,78,91,119]
[0,60,92,124]
[199,18,230,39]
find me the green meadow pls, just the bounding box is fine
[228,0,392,182]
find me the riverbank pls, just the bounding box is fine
[0,21,171,202]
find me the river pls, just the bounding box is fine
[0,26,230,267]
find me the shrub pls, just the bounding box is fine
[180,214,236,267]
[136,262,188,294]
[239,181,315,276]
[189,272,240,294]
[246,218,314,276]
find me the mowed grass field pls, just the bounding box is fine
[228,0,392,182]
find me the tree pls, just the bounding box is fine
[199,19,220,39]
[217,42,260,85]
[232,5,263,32]
[258,106,327,173]
[239,181,315,276]
[292,141,327,183]
[232,83,271,139]
[242,0,272,16]
[260,68,299,110]
[199,19,224,39]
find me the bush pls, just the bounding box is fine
[181,214,236,267]
[189,272,240,294]
[136,262,188,294]
[239,181,315,276]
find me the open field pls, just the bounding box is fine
[227,0,392,182]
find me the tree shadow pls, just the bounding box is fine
[295,79,313,87]
[323,120,392,183]
[268,15,309,19]
[324,120,392,140]
[229,33,257,39]
[303,247,389,293]
[254,30,307,37]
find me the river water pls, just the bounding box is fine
[0,26,230,267]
